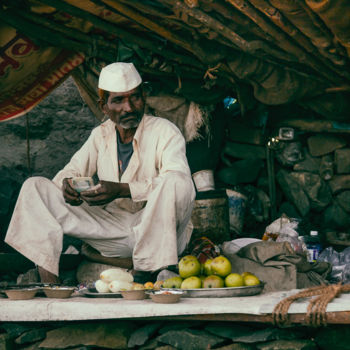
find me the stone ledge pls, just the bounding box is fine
[1,290,350,323]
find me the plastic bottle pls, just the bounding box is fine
[304,231,322,262]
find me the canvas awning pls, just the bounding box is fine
[0,0,349,122]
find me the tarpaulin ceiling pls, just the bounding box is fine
[0,0,349,122]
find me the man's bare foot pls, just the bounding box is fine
[37,266,60,284]
[81,243,133,270]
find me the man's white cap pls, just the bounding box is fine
[98,62,142,92]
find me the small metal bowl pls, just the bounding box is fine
[146,289,183,304]
[43,287,75,299]
[4,288,38,300]
[120,289,146,300]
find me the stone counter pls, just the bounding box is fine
[1,290,350,323]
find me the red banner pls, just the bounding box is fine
[0,24,84,122]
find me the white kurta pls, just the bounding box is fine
[5,115,196,275]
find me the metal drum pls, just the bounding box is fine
[190,190,230,244]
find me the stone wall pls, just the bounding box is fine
[0,319,349,350]
[0,77,98,249]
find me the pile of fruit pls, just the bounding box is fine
[93,256,260,293]
[161,255,260,289]
[94,268,158,293]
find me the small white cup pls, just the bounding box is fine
[192,170,215,192]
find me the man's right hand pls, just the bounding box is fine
[62,178,83,206]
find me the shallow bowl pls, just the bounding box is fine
[43,287,75,299]
[120,289,146,300]
[4,288,38,300]
[146,290,183,304]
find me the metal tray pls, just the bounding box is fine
[161,282,265,298]
[79,287,122,298]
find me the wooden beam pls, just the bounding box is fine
[37,0,204,68]
[225,0,346,85]
[99,0,208,60]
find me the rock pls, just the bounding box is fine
[307,134,346,157]
[15,328,48,345]
[128,322,162,348]
[205,324,253,339]
[274,141,304,167]
[319,155,334,180]
[315,325,350,350]
[0,333,13,350]
[229,328,305,344]
[276,170,310,216]
[16,268,39,285]
[158,322,202,334]
[157,329,225,350]
[335,149,350,174]
[289,172,332,210]
[21,342,42,350]
[293,148,320,173]
[39,322,135,349]
[256,339,317,350]
[336,191,350,212]
[323,202,350,229]
[139,338,160,350]
[0,323,32,338]
[329,175,350,194]
[215,344,255,350]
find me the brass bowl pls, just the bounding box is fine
[4,288,38,300]
[120,290,146,300]
[146,290,183,304]
[43,287,75,299]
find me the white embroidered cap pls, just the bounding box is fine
[98,62,142,92]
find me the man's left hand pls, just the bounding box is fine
[80,180,130,206]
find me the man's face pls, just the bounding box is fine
[103,86,145,129]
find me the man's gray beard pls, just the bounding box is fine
[119,118,141,129]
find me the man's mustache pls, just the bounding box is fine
[120,113,141,120]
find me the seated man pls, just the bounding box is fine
[5,62,195,283]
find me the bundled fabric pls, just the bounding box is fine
[223,241,331,292]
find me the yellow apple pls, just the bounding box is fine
[225,273,244,287]
[181,276,202,289]
[131,282,145,290]
[202,275,224,288]
[163,276,183,289]
[243,274,260,286]
[241,271,253,278]
[211,255,232,277]
[202,259,213,276]
[178,255,201,278]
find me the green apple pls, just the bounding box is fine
[225,273,244,287]
[211,255,232,277]
[181,276,202,289]
[243,274,260,286]
[202,275,224,288]
[178,255,201,278]
[163,276,183,289]
[202,259,213,276]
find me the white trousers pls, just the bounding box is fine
[5,173,195,276]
